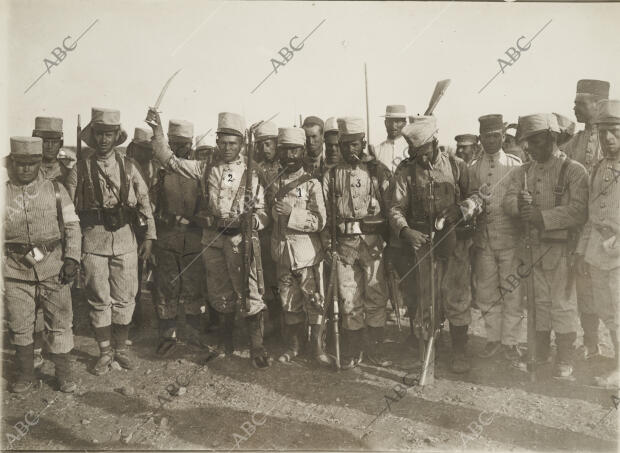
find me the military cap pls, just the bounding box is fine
[10,136,43,162]
[576,79,610,100]
[401,116,438,148]
[195,133,214,150]
[381,105,408,119]
[479,114,504,135]
[324,117,339,136]
[552,113,576,136]
[32,117,63,139]
[302,116,324,131]
[132,127,153,147]
[594,99,620,125]
[168,119,194,143]
[455,134,478,146]
[255,121,278,142]
[503,123,518,138]
[517,113,560,141]
[80,107,127,148]
[278,127,306,147]
[337,117,365,143]
[217,112,245,137]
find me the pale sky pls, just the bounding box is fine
[2,0,620,155]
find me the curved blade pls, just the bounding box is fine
[154,69,182,109]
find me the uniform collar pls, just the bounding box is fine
[483,149,504,162]
[95,148,117,162]
[223,155,244,167]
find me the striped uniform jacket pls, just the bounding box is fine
[561,124,602,175]
[4,173,81,281]
[503,149,588,268]
[468,150,522,250]
[65,149,157,256]
[576,157,620,270]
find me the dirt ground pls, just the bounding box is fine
[1,285,618,452]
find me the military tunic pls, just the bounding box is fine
[322,162,390,331]
[265,167,326,325]
[468,150,524,345]
[4,174,81,353]
[576,157,620,339]
[152,135,269,317]
[303,154,326,179]
[503,149,588,333]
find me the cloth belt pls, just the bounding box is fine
[5,239,61,256]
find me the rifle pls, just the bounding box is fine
[424,80,451,116]
[76,114,82,161]
[324,167,341,370]
[241,127,257,313]
[523,174,537,382]
[418,170,440,386]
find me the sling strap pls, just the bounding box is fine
[52,180,65,257]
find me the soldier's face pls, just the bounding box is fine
[217,134,243,163]
[574,97,598,124]
[412,141,436,169]
[340,139,365,165]
[12,157,42,184]
[41,138,62,162]
[385,118,407,140]
[303,125,324,157]
[598,124,620,157]
[480,131,504,154]
[324,134,341,165]
[258,138,277,162]
[456,144,475,163]
[93,129,120,154]
[169,140,192,158]
[526,131,554,162]
[278,146,304,172]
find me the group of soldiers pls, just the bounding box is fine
[4,78,619,395]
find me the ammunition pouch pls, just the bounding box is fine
[5,239,61,267]
[212,217,242,236]
[79,205,146,235]
[360,215,390,242]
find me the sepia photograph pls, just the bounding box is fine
[1,0,619,451]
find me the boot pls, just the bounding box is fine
[580,313,601,359]
[553,332,576,378]
[33,331,44,369]
[157,319,178,356]
[366,326,392,367]
[217,312,235,357]
[50,353,76,393]
[514,330,551,372]
[93,326,113,375]
[11,344,35,393]
[450,324,470,374]
[310,323,332,367]
[278,322,302,363]
[342,329,363,370]
[113,323,136,370]
[594,331,619,388]
[247,312,270,369]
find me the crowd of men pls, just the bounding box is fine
[3,78,619,396]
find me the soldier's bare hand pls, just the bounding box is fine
[275,200,292,216]
[59,258,79,285]
[401,228,428,250]
[518,190,533,211]
[574,254,588,276]
[145,108,163,135]
[139,239,156,265]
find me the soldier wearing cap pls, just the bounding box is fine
[302,116,326,178]
[146,108,271,369]
[66,107,157,375]
[254,120,282,338]
[32,116,72,186]
[468,114,524,361]
[375,105,409,174]
[388,116,480,373]
[455,134,479,164]
[149,119,210,355]
[575,100,620,387]
[322,117,392,368]
[503,113,588,378]
[562,79,610,360]
[502,124,528,162]
[4,137,81,393]
[261,127,329,365]
[324,117,342,167]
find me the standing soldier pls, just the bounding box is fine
[32,116,72,185]
[504,113,588,378]
[324,117,342,167]
[469,114,524,361]
[562,79,610,360]
[375,105,409,174]
[146,108,271,369]
[389,117,478,373]
[575,99,620,387]
[322,117,392,368]
[66,108,156,375]
[254,121,282,337]
[502,123,528,162]
[151,119,209,355]
[264,127,329,365]
[4,137,81,392]
[455,134,479,165]
[302,116,326,178]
